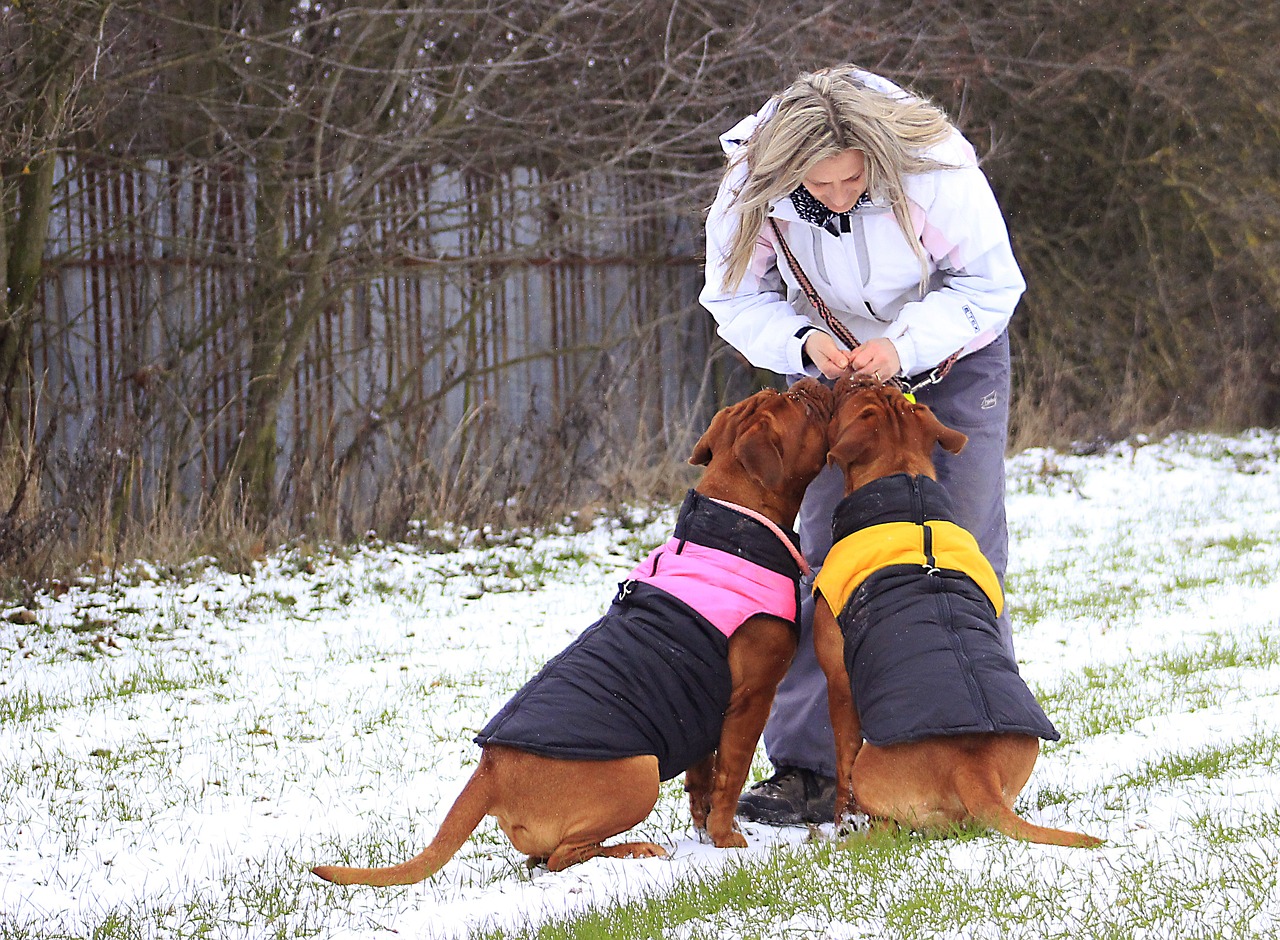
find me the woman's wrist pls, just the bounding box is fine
[796,326,819,369]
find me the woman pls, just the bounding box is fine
[700,64,1026,826]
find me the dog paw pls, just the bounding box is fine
[618,842,667,860]
[711,831,748,849]
[835,812,870,838]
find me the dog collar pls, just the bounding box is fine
[706,497,811,578]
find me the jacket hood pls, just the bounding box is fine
[718,99,777,158]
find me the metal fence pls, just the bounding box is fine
[31,158,734,515]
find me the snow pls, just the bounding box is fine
[1,429,1279,938]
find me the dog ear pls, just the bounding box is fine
[690,396,755,465]
[937,424,968,454]
[826,415,872,472]
[732,414,787,489]
[826,434,858,472]
[692,389,784,466]
[825,395,883,472]
[913,403,968,454]
[689,428,716,466]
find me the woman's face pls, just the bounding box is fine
[801,150,868,214]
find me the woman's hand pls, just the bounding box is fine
[805,332,901,381]
[803,331,853,379]
[848,337,901,381]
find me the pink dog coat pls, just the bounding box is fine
[475,489,806,780]
[629,538,799,637]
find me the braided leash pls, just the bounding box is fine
[900,351,960,396]
[769,217,961,396]
[769,218,860,351]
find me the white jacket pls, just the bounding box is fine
[700,71,1025,379]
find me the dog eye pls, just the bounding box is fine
[856,405,880,422]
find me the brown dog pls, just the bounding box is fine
[811,376,1101,848]
[312,378,834,885]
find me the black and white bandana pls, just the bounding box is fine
[788,185,873,235]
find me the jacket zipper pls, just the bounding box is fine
[909,477,939,574]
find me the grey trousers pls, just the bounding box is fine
[764,332,1013,778]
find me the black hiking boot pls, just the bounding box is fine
[736,765,837,826]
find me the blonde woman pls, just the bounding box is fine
[701,65,1026,826]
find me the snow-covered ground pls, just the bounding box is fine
[2,429,1278,938]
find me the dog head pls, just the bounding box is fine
[827,376,967,493]
[689,377,834,515]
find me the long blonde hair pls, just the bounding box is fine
[718,65,959,292]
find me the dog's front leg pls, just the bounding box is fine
[706,616,797,848]
[812,594,863,825]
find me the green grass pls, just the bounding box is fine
[1032,627,1280,744]
[1191,808,1280,846]
[3,457,1278,940]
[465,829,1280,940]
[462,827,1280,940]
[0,659,230,728]
[1115,733,1280,791]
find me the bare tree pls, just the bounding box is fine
[3,0,1277,582]
[0,2,122,441]
[98,0,883,525]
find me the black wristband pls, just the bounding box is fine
[796,326,817,369]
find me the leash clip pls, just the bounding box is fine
[902,351,960,397]
[886,376,916,403]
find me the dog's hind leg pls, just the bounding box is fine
[508,754,664,871]
[684,753,715,838]
[547,838,667,871]
[542,758,666,870]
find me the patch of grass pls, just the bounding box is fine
[482,846,834,940]
[1035,629,1278,745]
[0,658,229,728]
[1157,630,1280,672]
[473,834,953,940]
[1026,780,1094,813]
[107,659,229,700]
[1199,534,1266,554]
[239,589,301,616]
[1100,847,1280,939]
[471,825,1279,940]
[0,687,54,726]
[1035,661,1161,741]
[1115,733,1280,791]
[1191,808,1280,846]
[1004,451,1088,498]
[1009,501,1276,629]
[356,706,400,735]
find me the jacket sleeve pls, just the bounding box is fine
[699,167,821,378]
[885,140,1026,378]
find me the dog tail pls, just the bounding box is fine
[975,802,1104,848]
[957,767,1104,849]
[312,760,494,887]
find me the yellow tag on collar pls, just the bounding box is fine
[903,392,917,404]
